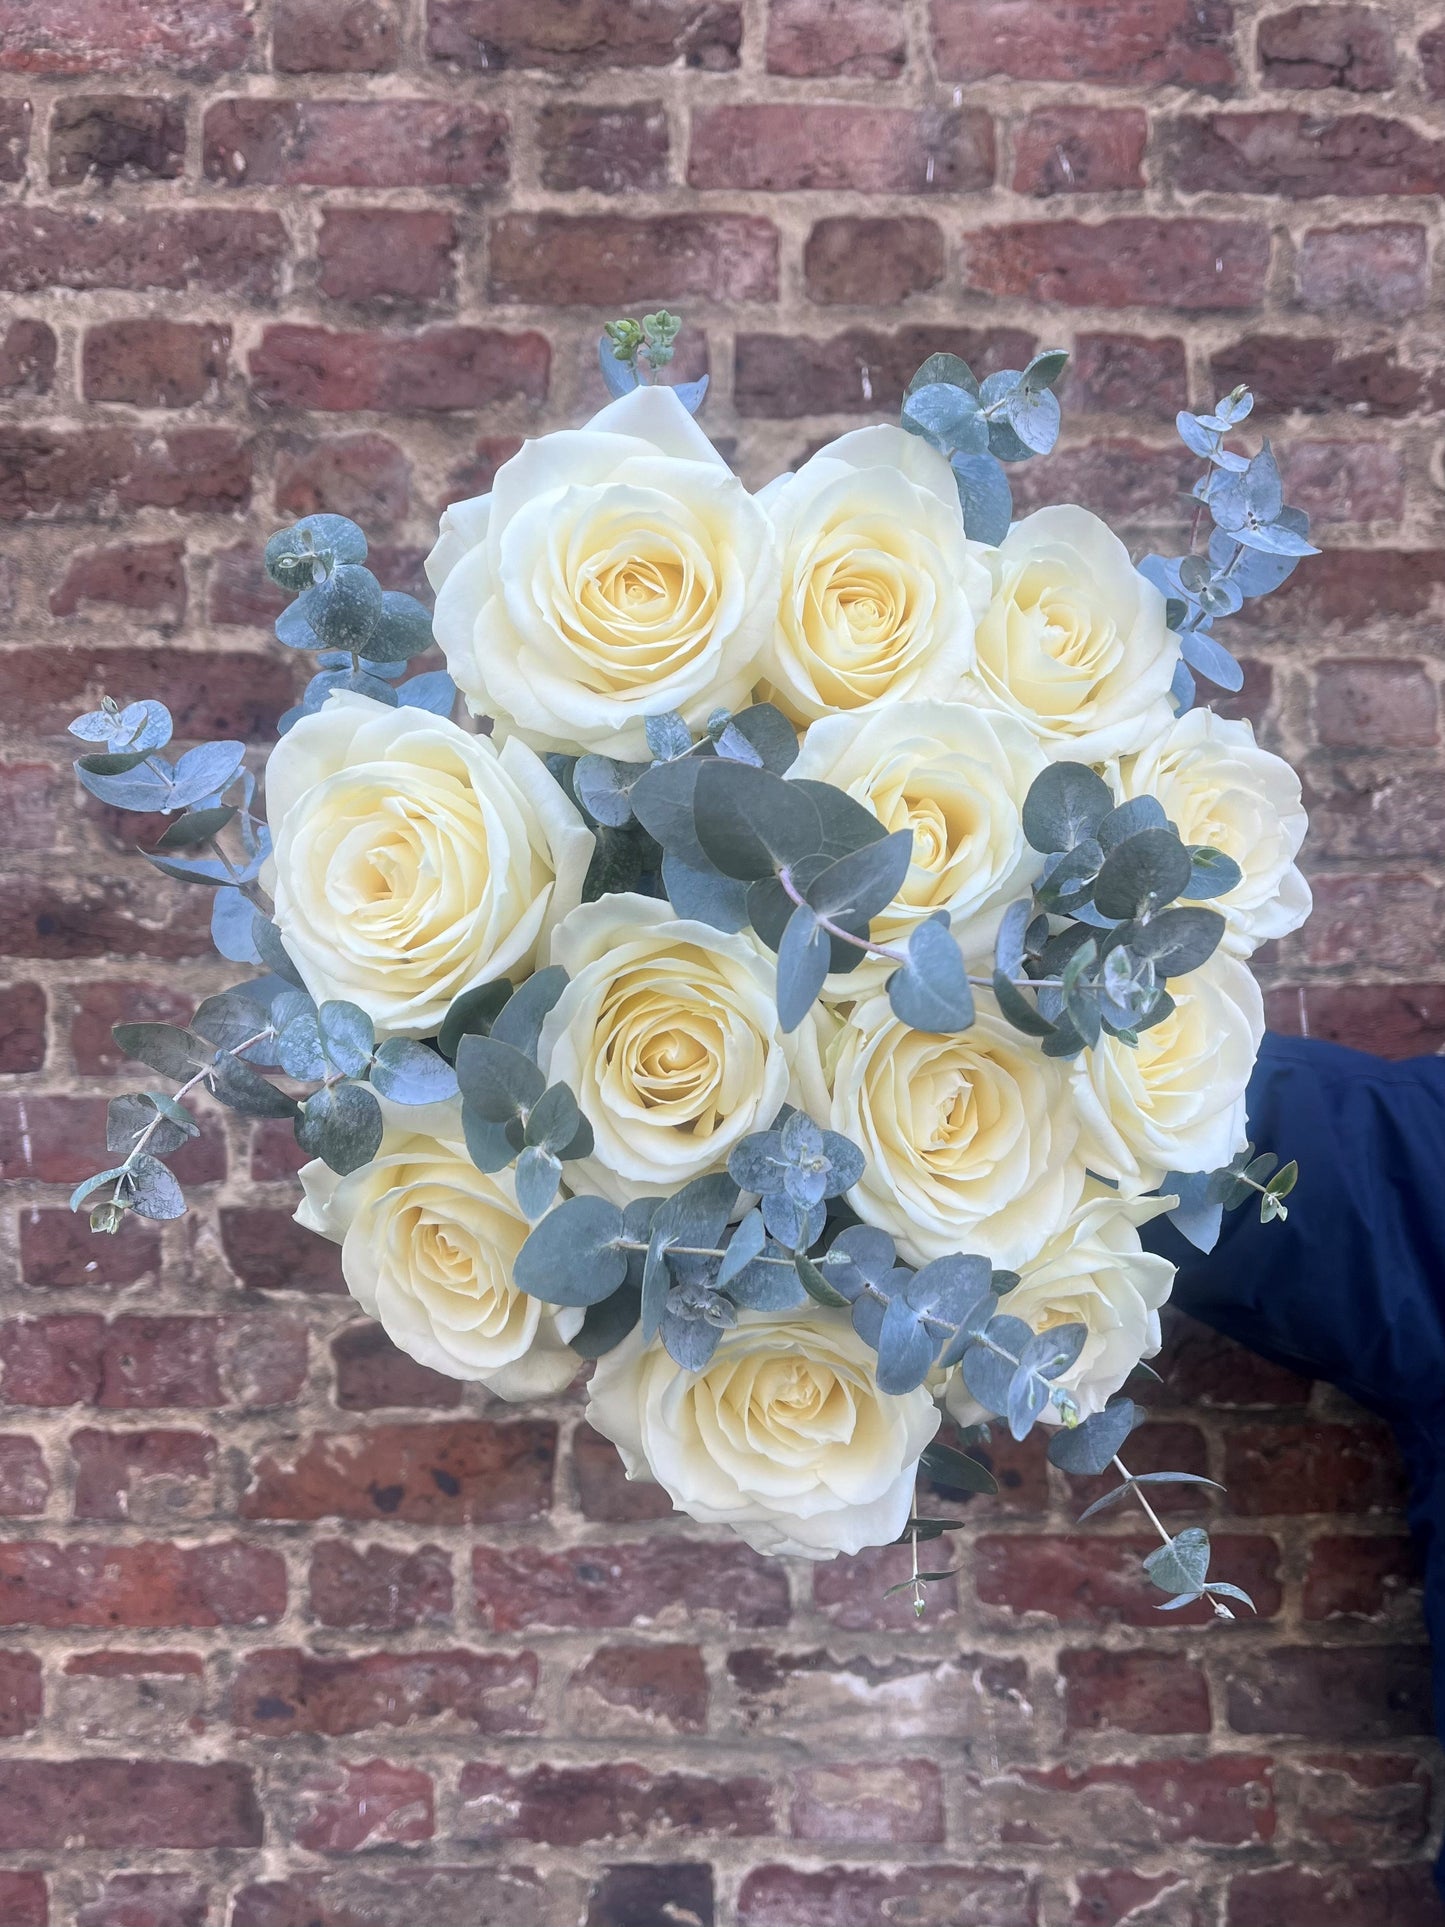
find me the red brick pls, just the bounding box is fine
[728,1647,1028,1750]
[1424,23,1445,98]
[976,1533,1283,1626]
[1308,1528,1422,1621]
[803,217,944,307]
[1306,764,1445,861]
[71,1428,215,1522]
[1227,1863,1442,1926]
[1057,329,1193,411]
[249,1118,310,1182]
[0,319,55,396]
[0,210,285,297]
[75,1873,209,1927]
[1283,1752,1432,1856]
[538,100,668,192]
[441,436,525,511]
[231,1647,537,1736]
[1282,438,1404,523]
[992,1757,1276,1850]
[1153,1312,1312,1407]
[1210,334,1426,416]
[1012,107,1148,194]
[1061,1649,1211,1735]
[427,0,741,72]
[242,1419,555,1524]
[0,1872,45,1926]
[0,981,45,1072]
[307,1540,454,1630]
[965,218,1270,310]
[458,1759,774,1845]
[273,0,398,71]
[0,426,251,519]
[83,321,229,409]
[1240,550,1445,633]
[489,213,778,306]
[568,1645,708,1734]
[317,207,456,305]
[588,1866,717,1927]
[1227,1644,1432,1739]
[1224,1420,1405,1515]
[1267,982,1445,1058]
[1315,658,1438,748]
[0,94,29,178]
[0,761,63,852]
[1300,873,1445,971]
[571,1426,673,1523]
[1258,6,1395,90]
[0,1760,260,1849]
[290,1760,433,1852]
[49,541,188,623]
[331,1321,463,1410]
[0,876,212,962]
[934,0,1235,87]
[766,0,906,77]
[790,1760,942,1845]
[738,1865,1035,1927]
[0,1098,223,1189]
[1301,225,1428,326]
[0,1653,40,1738]
[204,99,508,188]
[0,1541,284,1628]
[1073,1872,1206,1926]
[1012,438,1195,526]
[6,643,294,742]
[811,1540,959,1631]
[690,105,991,194]
[473,1540,790,1631]
[48,94,185,184]
[735,325,1033,418]
[1169,110,1445,196]
[249,325,547,414]
[0,0,252,75]
[220,1206,347,1295]
[18,1208,160,1292]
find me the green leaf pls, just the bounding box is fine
[265,513,366,591]
[370,1037,458,1105]
[106,1093,194,1159]
[645,710,693,761]
[716,1209,766,1292]
[191,989,270,1055]
[276,1009,327,1081]
[573,1286,642,1359]
[1003,384,1061,456]
[776,904,831,1033]
[727,703,799,774]
[455,1034,546,1123]
[490,966,568,1062]
[1076,1471,1225,1525]
[795,1251,850,1310]
[514,1195,629,1306]
[906,352,979,401]
[514,1144,563,1219]
[1022,762,1114,855]
[155,806,236,848]
[293,563,382,652]
[1046,1398,1140,1476]
[876,1295,937,1395]
[806,827,912,922]
[887,917,974,1033]
[112,1023,208,1081]
[127,1152,186,1221]
[1267,1159,1298,1199]
[209,1054,300,1120]
[693,761,825,882]
[524,1082,582,1155]
[252,913,307,991]
[1122,906,1225,978]
[317,1001,375,1078]
[919,1441,999,1497]
[362,590,434,663]
[461,1103,522,1174]
[438,980,513,1062]
[1143,1525,1212,1598]
[991,970,1055,1038]
[1182,845,1243,901]
[662,854,749,933]
[629,755,710,868]
[295,1082,384,1175]
[901,382,989,456]
[950,450,1012,546]
[574,755,646,828]
[1092,827,1193,922]
[70,1165,131,1212]
[1021,348,1069,392]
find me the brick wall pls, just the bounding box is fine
[0,0,1442,1921]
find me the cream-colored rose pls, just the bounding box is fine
[943,1193,1176,1428]
[538,894,796,1207]
[789,701,1047,986]
[1073,951,1265,1193]
[794,993,1088,1271]
[296,1101,582,1399]
[263,692,592,1038]
[1117,708,1311,959]
[756,425,991,724]
[967,505,1180,761]
[427,386,776,758]
[587,1308,939,1559]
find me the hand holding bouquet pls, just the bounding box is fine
[70,317,1313,1616]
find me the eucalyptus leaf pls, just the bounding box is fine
[629,754,709,867]
[293,563,383,652]
[950,450,1012,547]
[795,1251,850,1310]
[875,1294,936,1395]
[1143,1526,1212,1597]
[127,1153,186,1221]
[919,1441,999,1497]
[645,710,693,761]
[1022,762,1114,855]
[265,513,366,590]
[212,887,263,965]
[513,1195,629,1305]
[806,827,912,922]
[575,755,646,828]
[1046,1398,1142,1476]
[112,1023,208,1081]
[573,1286,642,1359]
[776,904,832,1032]
[318,1001,375,1078]
[523,1082,582,1154]
[662,854,749,933]
[438,980,514,1061]
[362,590,433,664]
[887,917,974,1033]
[1092,827,1193,922]
[295,1081,384,1175]
[514,1145,563,1219]
[455,1034,546,1122]
[106,1093,193,1159]
[370,1037,459,1104]
[489,966,569,1062]
[693,761,824,882]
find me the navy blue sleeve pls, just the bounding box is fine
[1146,1031,1445,1899]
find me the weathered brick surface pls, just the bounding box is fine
[1,0,1442,1914]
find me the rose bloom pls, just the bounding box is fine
[789,700,1047,983]
[1073,951,1265,1194]
[263,692,592,1038]
[968,505,1179,761]
[755,425,990,724]
[944,1193,1176,1428]
[1116,708,1311,959]
[296,1102,581,1398]
[538,894,796,1207]
[587,1309,939,1558]
[427,386,776,758]
[795,993,1087,1271]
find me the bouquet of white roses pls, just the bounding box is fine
[70,315,1313,1615]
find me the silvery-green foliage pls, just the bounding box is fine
[898,348,1069,545]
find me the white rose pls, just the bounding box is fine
[1073,951,1265,1193]
[586,1309,939,1559]
[756,425,991,724]
[968,505,1180,761]
[789,700,1047,987]
[263,693,592,1038]
[795,993,1087,1271]
[538,894,796,1207]
[427,386,777,759]
[943,1193,1176,1428]
[296,1101,582,1399]
[1117,708,1311,959]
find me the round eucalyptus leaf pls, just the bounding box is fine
[1022,762,1114,855]
[513,1195,629,1305]
[693,760,825,882]
[295,1082,384,1176]
[264,514,367,590]
[294,564,383,653]
[318,1001,375,1078]
[362,590,434,664]
[370,1037,458,1105]
[455,1034,546,1123]
[886,917,974,1034]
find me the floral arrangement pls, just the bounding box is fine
[69,315,1313,1615]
